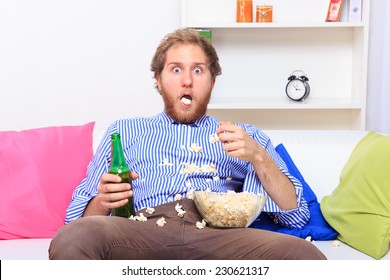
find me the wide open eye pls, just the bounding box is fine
[193,67,202,74]
[173,67,182,73]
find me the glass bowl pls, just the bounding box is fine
[193,190,267,228]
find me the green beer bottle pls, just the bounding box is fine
[109,133,136,218]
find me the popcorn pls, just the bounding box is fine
[185,181,193,188]
[196,219,207,229]
[175,203,183,212]
[156,217,167,227]
[136,213,148,222]
[129,213,148,222]
[180,163,201,175]
[189,143,203,153]
[159,158,174,167]
[181,96,192,105]
[305,236,316,244]
[194,190,266,228]
[145,207,155,215]
[180,163,218,175]
[177,209,186,217]
[174,203,186,218]
[202,164,217,174]
[209,133,220,144]
[174,194,182,201]
[186,189,195,200]
[332,240,341,247]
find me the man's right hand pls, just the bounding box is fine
[83,172,138,217]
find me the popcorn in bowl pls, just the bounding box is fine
[193,190,267,228]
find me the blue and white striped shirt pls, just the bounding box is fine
[66,112,309,228]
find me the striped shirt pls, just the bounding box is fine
[66,112,309,228]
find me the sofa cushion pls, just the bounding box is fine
[0,122,94,239]
[250,143,338,240]
[321,131,390,259]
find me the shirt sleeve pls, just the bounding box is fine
[241,126,310,229]
[65,125,114,223]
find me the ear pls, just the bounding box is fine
[210,78,216,91]
[156,75,162,93]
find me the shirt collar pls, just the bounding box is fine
[158,112,216,127]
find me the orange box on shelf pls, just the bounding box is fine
[236,0,253,23]
[256,5,273,23]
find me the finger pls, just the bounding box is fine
[217,123,235,134]
[222,143,249,161]
[218,123,244,137]
[219,120,233,126]
[218,128,245,143]
[106,189,133,201]
[101,195,132,210]
[217,121,232,134]
[218,132,234,143]
[131,172,139,180]
[222,141,242,153]
[98,177,131,195]
[100,173,122,184]
[106,199,130,210]
[99,186,133,204]
[225,150,243,160]
[106,182,131,194]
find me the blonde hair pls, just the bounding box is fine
[150,28,222,93]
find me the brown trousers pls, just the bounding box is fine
[49,198,326,260]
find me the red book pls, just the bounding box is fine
[326,0,344,22]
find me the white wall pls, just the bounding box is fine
[1,0,388,133]
[366,0,390,134]
[0,0,181,132]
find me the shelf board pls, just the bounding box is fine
[207,97,362,110]
[183,21,365,29]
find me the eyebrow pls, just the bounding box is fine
[166,62,207,67]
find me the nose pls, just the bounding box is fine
[182,70,193,88]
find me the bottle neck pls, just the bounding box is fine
[110,134,130,174]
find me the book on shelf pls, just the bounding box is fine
[326,0,344,22]
[196,29,212,43]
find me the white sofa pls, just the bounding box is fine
[0,129,389,260]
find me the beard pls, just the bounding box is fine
[160,88,211,124]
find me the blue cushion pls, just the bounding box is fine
[250,143,338,240]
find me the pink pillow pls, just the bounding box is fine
[0,122,94,239]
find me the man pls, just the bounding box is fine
[49,28,326,260]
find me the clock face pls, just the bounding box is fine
[286,79,308,101]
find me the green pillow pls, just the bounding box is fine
[321,131,390,259]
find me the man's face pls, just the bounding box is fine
[156,43,215,124]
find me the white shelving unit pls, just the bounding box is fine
[181,0,370,130]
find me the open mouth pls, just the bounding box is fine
[181,95,192,106]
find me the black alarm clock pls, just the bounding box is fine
[285,70,310,101]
